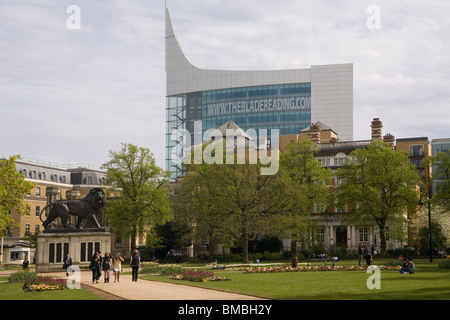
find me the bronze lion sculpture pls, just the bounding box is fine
[40,188,106,230]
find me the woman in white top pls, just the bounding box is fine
[113,253,125,282]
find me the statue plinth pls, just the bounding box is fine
[35,231,112,273]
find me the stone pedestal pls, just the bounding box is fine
[36,231,112,273]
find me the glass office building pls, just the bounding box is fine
[166,9,353,179]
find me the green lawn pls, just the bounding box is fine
[0,282,103,300]
[141,259,450,300]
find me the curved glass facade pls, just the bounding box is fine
[166,83,311,179]
[201,83,311,136]
[165,9,353,180]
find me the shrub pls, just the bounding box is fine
[248,253,263,261]
[140,262,185,276]
[8,270,38,284]
[438,259,450,269]
[384,259,402,267]
[262,251,282,261]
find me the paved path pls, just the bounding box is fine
[1,269,266,300]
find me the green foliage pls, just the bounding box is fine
[0,155,35,234]
[101,143,172,250]
[8,270,38,283]
[140,262,185,276]
[418,221,447,251]
[438,259,450,269]
[425,151,450,211]
[336,140,420,256]
[179,140,293,263]
[279,140,333,241]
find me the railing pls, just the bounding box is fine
[0,153,102,171]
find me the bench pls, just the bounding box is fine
[306,258,335,267]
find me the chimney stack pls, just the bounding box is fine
[309,123,321,144]
[383,133,396,150]
[371,118,383,140]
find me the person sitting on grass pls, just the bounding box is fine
[399,256,415,274]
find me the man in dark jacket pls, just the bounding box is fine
[130,249,141,282]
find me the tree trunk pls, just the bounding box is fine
[379,223,387,257]
[130,224,137,252]
[242,223,249,263]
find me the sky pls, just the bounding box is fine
[0,0,449,171]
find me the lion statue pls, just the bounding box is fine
[40,188,107,230]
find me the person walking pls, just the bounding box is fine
[63,253,72,276]
[363,245,372,266]
[130,249,141,282]
[358,244,363,266]
[90,252,101,284]
[102,252,112,283]
[113,253,124,283]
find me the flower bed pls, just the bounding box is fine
[226,265,400,273]
[23,276,67,292]
[202,276,232,282]
[169,270,232,282]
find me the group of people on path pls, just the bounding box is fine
[60,249,141,284]
[88,249,140,284]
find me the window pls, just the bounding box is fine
[35,206,40,217]
[410,159,423,169]
[314,203,326,213]
[52,174,58,182]
[42,172,46,180]
[48,242,69,263]
[87,176,93,184]
[359,228,368,242]
[36,187,40,196]
[26,207,30,216]
[334,154,347,166]
[80,241,100,262]
[410,145,424,157]
[35,225,40,235]
[335,177,345,186]
[316,228,325,243]
[335,201,346,213]
[31,170,37,179]
[25,224,30,236]
[318,158,331,167]
[10,252,19,261]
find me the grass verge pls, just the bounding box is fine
[140,259,450,300]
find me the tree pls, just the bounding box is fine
[425,151,450,212]
[336,140,420,256]
[418,221,447,253]
[102,143,172,251]
[0,155,35,234]
[153,220,192,260]
[279,139,333,250]
[180,140,292,263]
